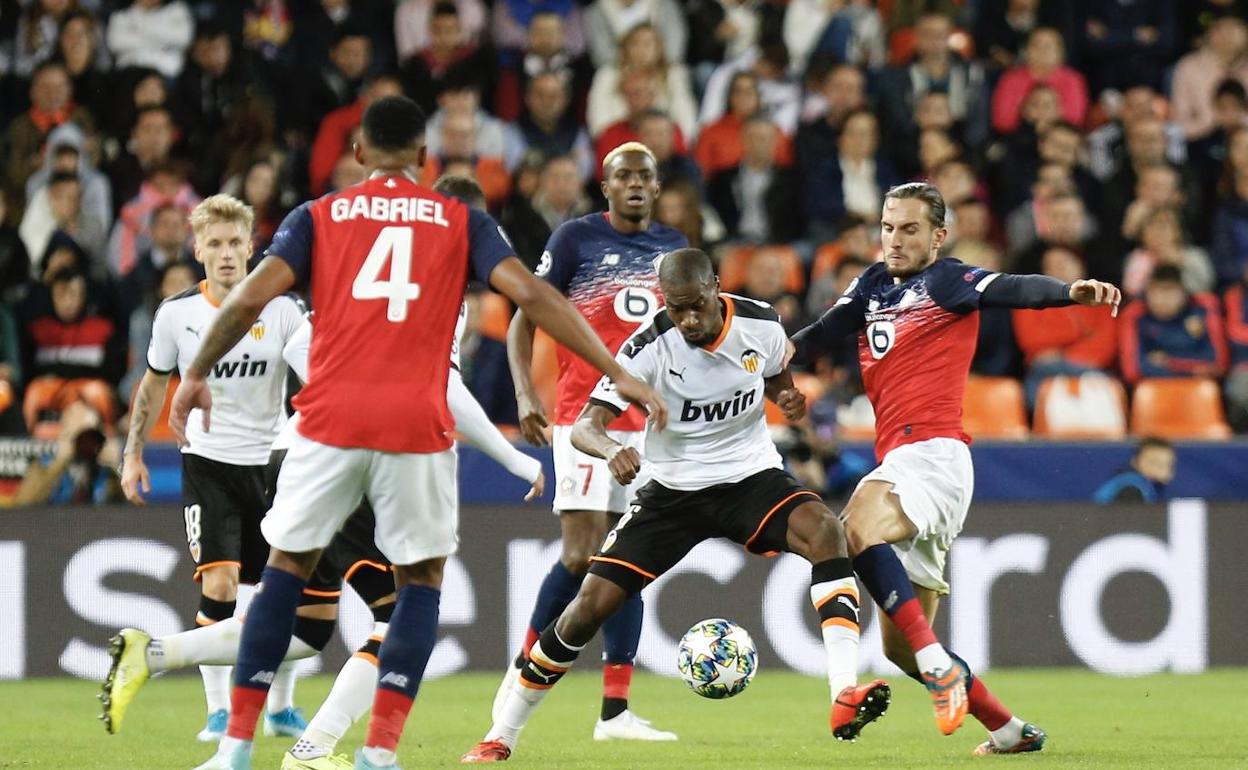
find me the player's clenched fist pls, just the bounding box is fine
[604,444,643,485]
[775,388,806,422]
[1068,279,1122,317]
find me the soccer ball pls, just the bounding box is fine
[676,618,758,699]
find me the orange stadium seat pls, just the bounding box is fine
[962,376,1028,440]
[1034,374,1127,439]
[530,329,561,426]
[765,371,825,425]
[1130,378,1231,440]
[718,245,805,295]
[148,376,180,443]
[477,291,512,343]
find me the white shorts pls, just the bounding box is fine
[855,437,974,595]
[262,431,459,565]
[551,425,647,515]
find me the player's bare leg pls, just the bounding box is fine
[842,480,969,735]
[466,575,629,762]
[877,588,1046,756]
[785,500,889,741]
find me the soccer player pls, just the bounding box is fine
[789,182,1120,753]
[461,248,889,763]
[170,96,665,770]
[498,141,686,741]
[116,194,312,742]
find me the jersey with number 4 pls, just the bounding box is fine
[266,173,513,453]
[537,212,687,429]
[842,259,999,460]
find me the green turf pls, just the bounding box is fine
[4,669,1245,768]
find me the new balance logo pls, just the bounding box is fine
[526,663,557,684]
[212,354,268,379]
[380,672,410,689]
[883,591,898,611]
[249,670,275,685]
[680,389,756,422]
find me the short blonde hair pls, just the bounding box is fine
[189,194,255,242]
[602,141,657,173]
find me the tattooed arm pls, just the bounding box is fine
[120,370,171,504]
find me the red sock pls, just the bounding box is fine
[522,627,540,658]
[968,676,1012,731]
[891,598,939,652]
[226,685,267,741]
[366,688,415,752]
[603,663,633,701]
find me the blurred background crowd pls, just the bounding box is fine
[0,0,1246,504]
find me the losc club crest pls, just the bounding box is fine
[250,320,266,341]
[740,349,761,373]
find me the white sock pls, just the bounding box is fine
[809,578,861,697]
[361,746,396,766]
[148,617,320,670]
[200,664,232,714]
[990,716,1026,747]
[218,735,249,755]
[267,660,298,714]
[914,643,954,675]
[300,653,380,748]
[484,633,582,747]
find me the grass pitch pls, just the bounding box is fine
[3,669,1245,769]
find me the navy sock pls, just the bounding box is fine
[234,567,304,691]
[367,584,441,752]
[853,544,938,652]
[601,591,642,665]
[528,561,584,636]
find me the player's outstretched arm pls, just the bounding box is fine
[489,257,668,430]
[169,257,296,444]
[505,308,549,447]
[120,369,171,504]
[789,301,867,367]
[764,368,807,422]
[571,402,642,485]
[980,273,1122,316]
[447,371,545,500]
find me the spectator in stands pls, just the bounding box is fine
[1015,189,1103,279]
[425,74,521,168]
[1005,161,1074,259]
[119,201,193,315]
[803,107,900,239]
[975,0,1050,74]
[654,178,721,250]
[783,0,885,75]
[697,72,794,182]
[330,150,367,191]
[308,75,403,196]
[6,400,123,505]
[0,191,31,302]
[105,105,176,216]
[106,161,201,278]
[231,159,287,254]
[1081,0,1175,94]
[239,0,298,77]
[103,67,167,150]
[699,41,802,137]
[419,111,512,209]
[400,1,495,114]
[396,0,487,63]
[794,64,866,176]
[4,61,95,205]
[20,170,107,266]
[991,27,1087,135]
[1225,261,1248,431]
[706,113,802,244]
[1170,15,1248,141]
[1118,163,1189,244]
[593,70,685,167]
[587,22,697,141]
[511,72,594,181]
[1087,84,1187,184]
[54,10,111,121]
[501,154,591,271]
[6,0,85,78]
[493,10,593,123]
[301,24,373,138]
[809,255,870,404]
[637,110,701,191]
[1119,265,1229,385]
[105,0,194,79]
[293,0,394,74]
[1211,126,1248,286]
[1093,437,1176,504]
[1122,206,1216,298]
[1013,246,1118,406]
[584,0,687,69]
[929,157,981,220]
[893,91,960,178]
[684,0,761,94]
[878,12,989,155]
[1190,79,1248,200]
[24,122,111,232]
[20,265,125,433]
[944,195,995,259]
[119,259,196,401]
[492,1,588,60]
[740,245,805,334]
[806,222,874,319]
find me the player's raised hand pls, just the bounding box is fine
[120,454,151,505]
[604,444,643,485]
[1069,279,1122,317]
[516,391,550,447]
[170,375,212,447]
[615,374,668,432]
[776,387,807,422]
[524,469,546,502]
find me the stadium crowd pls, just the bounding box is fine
[0,0,1246,486]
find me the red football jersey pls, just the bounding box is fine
[267,173,513,452]
[537,213,688,428]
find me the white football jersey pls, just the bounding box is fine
[589,294,787,490]
[148,281,306,465]
[450,300,467,371]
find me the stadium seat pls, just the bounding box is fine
[764,372,825,425]
[476,291,512,343]
[1033,374,1128,439]
[149,376,179,443]
[962,377,1028,440]
[530,330,561,426]
[718,245,805,295]
[1130,378,1232,440]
